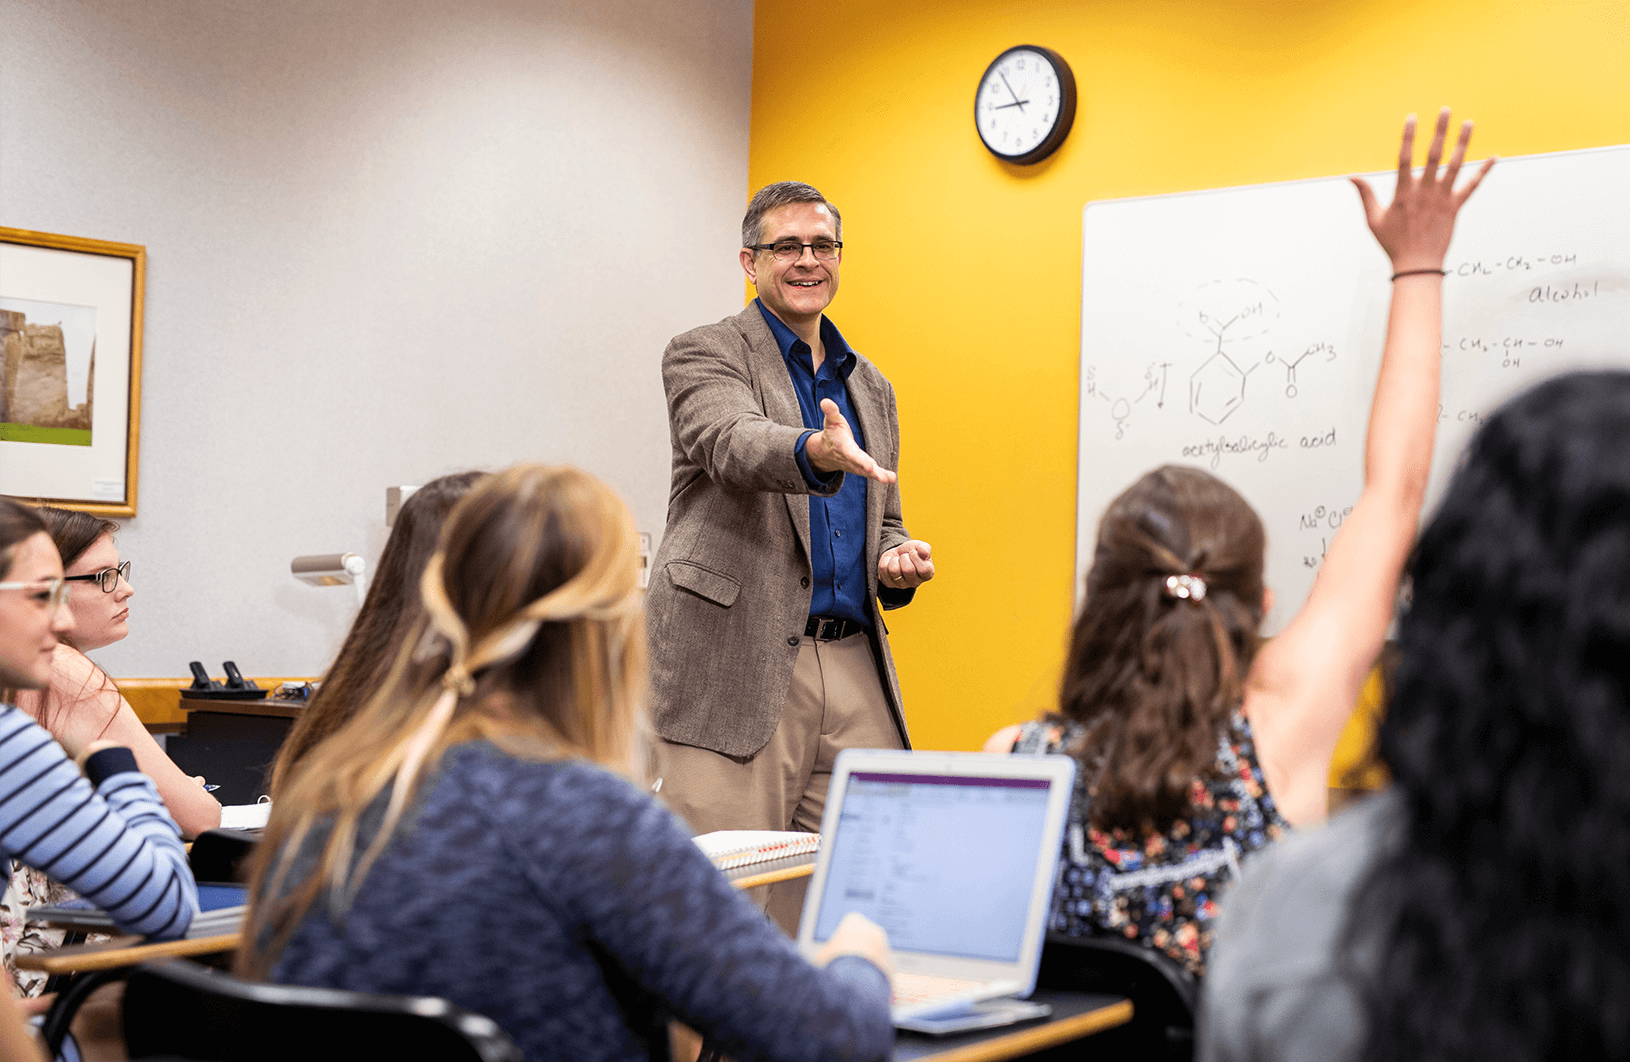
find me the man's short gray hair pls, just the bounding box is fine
[742,181,842,247]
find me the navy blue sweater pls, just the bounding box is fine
[268,743,892,1062]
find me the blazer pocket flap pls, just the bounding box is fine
[666,561,741,607]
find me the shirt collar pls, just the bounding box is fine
[756,299,857,380]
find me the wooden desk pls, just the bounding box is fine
[18,863,809,981]
[729,862,814,891]
[15,934,240,977]
[893,991,1132,1062]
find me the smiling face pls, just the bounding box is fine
[740,201,841,330]
[63,533,132,651]
[0,532,74,690]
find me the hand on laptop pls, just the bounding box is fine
[814,912,895,981]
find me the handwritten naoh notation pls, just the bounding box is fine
[1452,253,1578,277]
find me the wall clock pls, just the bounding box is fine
[974,45,1077,165]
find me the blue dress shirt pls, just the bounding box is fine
[756,299,871,628]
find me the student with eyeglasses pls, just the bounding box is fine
[0,497,197,999]
[10,507,221,839]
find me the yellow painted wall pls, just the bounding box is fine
[748,0,1630,754]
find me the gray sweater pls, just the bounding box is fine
[268,742,892,1062]
[1200,792,1396,1062]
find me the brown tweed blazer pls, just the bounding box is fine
[646,304,914,758]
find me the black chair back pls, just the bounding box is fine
[122,959,522,1062]
[1036,933,1197,1061]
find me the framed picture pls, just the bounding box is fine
[0,227,144,516]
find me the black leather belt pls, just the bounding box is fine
[805,615,866,641]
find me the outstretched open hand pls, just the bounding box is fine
[1351,107,1495,272]
[805,398,897,485]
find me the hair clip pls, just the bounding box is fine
[1164,573,1207,601]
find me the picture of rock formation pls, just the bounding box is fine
[0,299,95,442]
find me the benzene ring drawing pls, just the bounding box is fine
[1178,278,1277,425]
[1190,352,1249,424]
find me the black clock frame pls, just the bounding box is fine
[975,45,1078,165]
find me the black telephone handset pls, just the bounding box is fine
[181,661,267,701]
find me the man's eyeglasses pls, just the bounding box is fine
[0,577,70,611]
[747,239,843,262]
[64,560,131,594]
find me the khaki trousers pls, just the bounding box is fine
[655,629,904,932]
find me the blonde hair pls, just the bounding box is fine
[240,465,646,977]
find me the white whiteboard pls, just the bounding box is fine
[1076,145,1630,633]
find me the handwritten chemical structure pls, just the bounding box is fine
[1177,279,1279,425]
[1452,251,1578,278]
[1448,334,1565,370]
[1085,362,1172,439]
[1265,341,1336,398]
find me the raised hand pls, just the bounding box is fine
[879,540,934,590]
[1351,107,1495,272]
[805,399,897,484]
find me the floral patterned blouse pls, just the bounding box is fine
[1013,710,1288,975]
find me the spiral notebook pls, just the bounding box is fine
[693,830,820,881]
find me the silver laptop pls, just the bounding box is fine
[796,748,1076,1022]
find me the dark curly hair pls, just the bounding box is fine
[1059,465,1266,832]
[1345,370,1630,1060]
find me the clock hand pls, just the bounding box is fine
[992,100,1031,110]
[998,71,1028,112]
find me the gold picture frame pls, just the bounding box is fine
[0,226,145,516]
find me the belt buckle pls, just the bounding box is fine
[820,618,843,640]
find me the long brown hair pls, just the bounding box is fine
[17,506,123,730]
[33,506,119,573]
[0,499,48,580]
[1060,465,1265,833]
[240,465,646,978]
[268,471,486,796]
[0,499,51,703]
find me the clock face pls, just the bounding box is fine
[975,46,1076,165]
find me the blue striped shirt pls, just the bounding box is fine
[0,705,196,939]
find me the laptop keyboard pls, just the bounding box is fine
[891,972,987,1007]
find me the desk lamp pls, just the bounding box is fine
[291,552,368,606]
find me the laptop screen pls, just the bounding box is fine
[809,770,1056,962]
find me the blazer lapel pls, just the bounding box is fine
[736,306,813,561]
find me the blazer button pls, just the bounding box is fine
[787,636,799,646]
[800,576,810,588]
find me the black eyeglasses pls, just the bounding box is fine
[746,238,843,262]
[64,560,131,594]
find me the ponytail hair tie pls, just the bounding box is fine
[1164,573,1207,602]
[441,665,476,698]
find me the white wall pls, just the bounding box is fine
[0,0,754,676]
